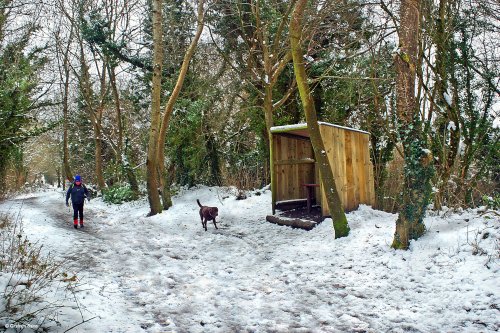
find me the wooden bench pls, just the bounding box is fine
[302,183,320,213]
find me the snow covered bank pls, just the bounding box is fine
[0,186,498,332]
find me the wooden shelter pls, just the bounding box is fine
[270,122,375,217]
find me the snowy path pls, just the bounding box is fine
[2,194,162,331]
[1,187,499,332]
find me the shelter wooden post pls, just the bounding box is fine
[270,132,276,214]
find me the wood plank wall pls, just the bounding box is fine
[318,125,375,215]
[273,135,315,201]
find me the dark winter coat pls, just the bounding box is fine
[66,183,89,205]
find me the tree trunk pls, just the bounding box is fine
[146,0,164,216]
[62,65,73,183]
[392,0,433,249]
[432,0,460,209]
[56,167,61,188]
[108,64,123,163]
[92,116,106,189]
[156,0,205,210]
[124,137,139,195]
[61,27,73,182]
[108,64,138,196]
[94,67,108,190]
[290,0,349,238]
[78,36,106,191]
[264,83,277,213]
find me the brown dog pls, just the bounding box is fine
[197,199,219,231]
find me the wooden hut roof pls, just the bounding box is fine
[270,122,370,137]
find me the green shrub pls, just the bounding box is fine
[482,195,500,210]
[102,185,137,204]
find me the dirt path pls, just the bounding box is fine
[0,192,165,332]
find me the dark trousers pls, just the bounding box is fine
[72,203,84,223]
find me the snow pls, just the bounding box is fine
[270,122,370,135]
[443,91,453,106]
[448,121,457,131]
[493,117,500,129]
[303,55,314,62]
[317,122,370,135]
[270,123,308,132]
[0,186,499,332]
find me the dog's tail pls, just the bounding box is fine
[196,199,202,207]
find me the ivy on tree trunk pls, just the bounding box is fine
[392,0,434,249]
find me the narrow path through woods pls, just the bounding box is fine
[4,194,169,331]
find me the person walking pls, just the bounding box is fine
[66,174,90,229]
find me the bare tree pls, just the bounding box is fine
[54,24,75,184]
[146,0,164,215]
[156,0,205,210]
[290,0,349,238]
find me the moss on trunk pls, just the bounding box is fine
[290,0,349,238]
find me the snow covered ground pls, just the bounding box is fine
[0,185,499,332]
